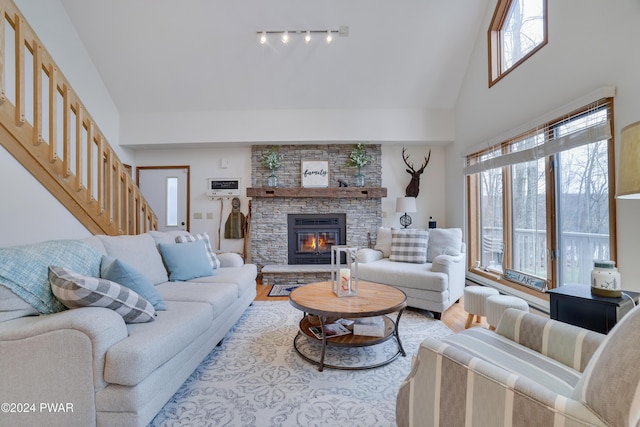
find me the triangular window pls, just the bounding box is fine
[489,0,547,86]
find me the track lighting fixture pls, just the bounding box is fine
[257,27,348,45]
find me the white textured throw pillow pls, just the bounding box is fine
[49,265,155,323]
[389,228,429,264]
[374,227,392,258]
[426,228,462,262]
[175,232,220,269]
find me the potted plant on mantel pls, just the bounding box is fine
[262,146,283,187]
[347,143,374,187]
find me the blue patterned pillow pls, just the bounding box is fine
[49,266,155,323]
[0,240,102,314]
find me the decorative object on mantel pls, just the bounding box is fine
[347,143,374,187]
[402,147,431,197]
[301,161,329,188]
[331,245,359,297]
[338,179,348,187]
[396,197,416,228]
[261,146,283,187]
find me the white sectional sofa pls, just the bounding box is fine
[0,230,257,427]
[356,227,466,319]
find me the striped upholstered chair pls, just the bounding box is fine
[397,306,640,426]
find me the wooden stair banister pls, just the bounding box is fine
[0,0,157,235]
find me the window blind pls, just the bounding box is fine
[464,100,612,176]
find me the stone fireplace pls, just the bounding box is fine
[249,144,385,276]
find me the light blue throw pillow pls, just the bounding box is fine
[158,240,215,281]
[101,256,167,310]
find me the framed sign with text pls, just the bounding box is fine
[503,269,547,292]
[301,161,329,188]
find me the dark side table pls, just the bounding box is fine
[548,284,639,334]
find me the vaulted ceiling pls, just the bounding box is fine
[60,0,490,116]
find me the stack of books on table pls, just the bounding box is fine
[353,316,385,337]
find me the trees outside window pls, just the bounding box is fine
[466,99,615,291]
[489,0,547,86]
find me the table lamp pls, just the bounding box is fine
[396,197,416,228]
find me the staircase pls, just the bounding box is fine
[0,0,157,235]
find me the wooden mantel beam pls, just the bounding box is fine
[246,187,387,199]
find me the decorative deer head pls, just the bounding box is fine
[402,147,431,198]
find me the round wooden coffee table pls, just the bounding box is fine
[289,280,407,371]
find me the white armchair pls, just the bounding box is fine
[356,228,466,318]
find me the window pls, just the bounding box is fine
[466,97,615,291]
[166,177,178,227]
[489,0,547,86]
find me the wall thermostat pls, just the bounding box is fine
[207,178,241,197]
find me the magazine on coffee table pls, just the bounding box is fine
[308,322,352,339]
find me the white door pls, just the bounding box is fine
[138,167,189,232]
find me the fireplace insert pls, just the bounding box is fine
[287,213,346,264]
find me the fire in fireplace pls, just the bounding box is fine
[287,213,346,264]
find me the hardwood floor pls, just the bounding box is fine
[254,283,488,334]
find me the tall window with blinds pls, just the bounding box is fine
[465,98,615,291]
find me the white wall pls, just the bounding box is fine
[381,145,446,230]
[134,147,253,254]
[134,143,448,251]
[0,146,91,246]
[13,0,125,159]
[1,0,124,246]
[450,0,640,290]
[120,109,454,148]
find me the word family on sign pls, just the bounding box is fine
[301,161,329,187]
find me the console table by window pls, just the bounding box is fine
[548,284,639,334]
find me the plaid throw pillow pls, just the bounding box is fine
[175,232,220,269]
[389,229,429,264]
[49,265,155,323]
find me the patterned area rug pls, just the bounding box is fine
[149,301,453,427]
[267,283,304,297]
